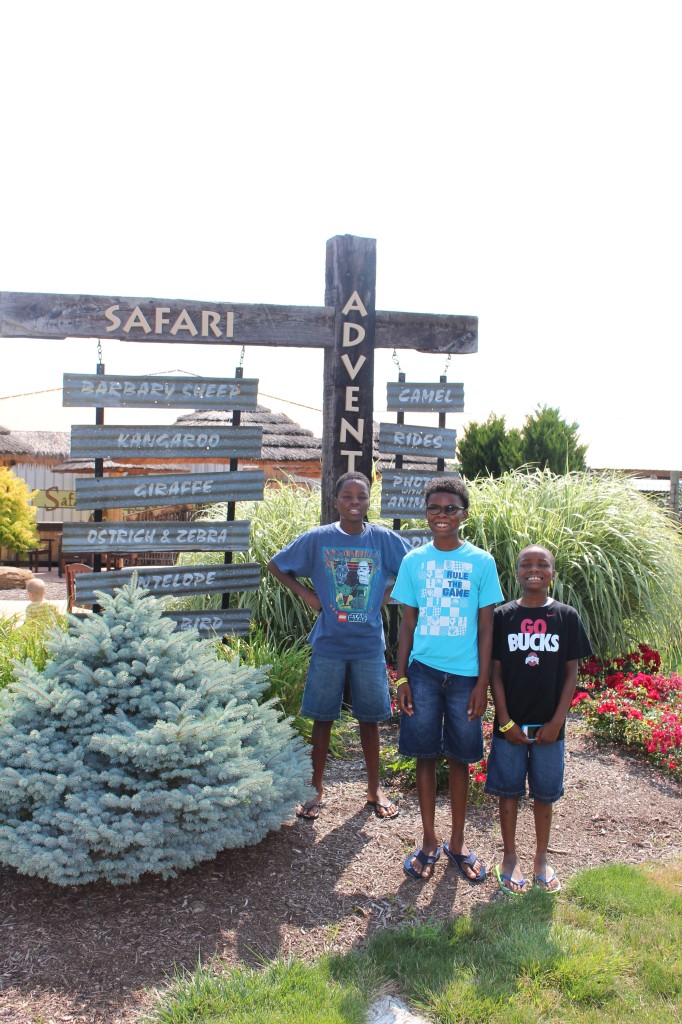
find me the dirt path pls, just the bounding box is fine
[1,719,680,1024]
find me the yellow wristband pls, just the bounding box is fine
[395,677,409,686]
[499,719,515,733]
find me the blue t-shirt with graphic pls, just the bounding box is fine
[272,522,412,658]
[391,539,504,675]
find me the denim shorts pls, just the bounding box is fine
[398,659,484,763]
[484,734,565,803]
[300,653,392,723]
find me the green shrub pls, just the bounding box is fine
[0,583,310,885]
[0,467,40,556]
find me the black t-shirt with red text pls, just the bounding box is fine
[492,600,592,739]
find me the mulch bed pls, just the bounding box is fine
[1,716,680,1024]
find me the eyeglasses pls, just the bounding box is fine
[425,504,466,515]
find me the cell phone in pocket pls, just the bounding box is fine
[522,724,542,741]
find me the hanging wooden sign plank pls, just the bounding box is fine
[63,520,250,554]
[63,373,259,410]
[74,563,260,602]
[380,469,460,518]
[386,381,464,412]
[377,423,457,459]
[75,469,265,510]
[70,424,263,460]
[164,609,252,636]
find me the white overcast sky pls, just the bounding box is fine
[1,1,679,470]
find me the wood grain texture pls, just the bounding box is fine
[386,381,464,412]
[377,422,458,459]
[164,609,252,636]
[63,520,250,554]
[0,291,334,347]
[63,374,259,410]
[1,290,476,352]
[321,234,376,523]
[74,563,260,601]
[70,424,263,460]
[75,470,265,510]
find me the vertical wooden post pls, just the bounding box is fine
[92,360,105,612]
[436,374,447,475]
[221,364,243,613]
[321,235,376,524]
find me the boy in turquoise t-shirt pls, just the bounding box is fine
[392,477,503,882]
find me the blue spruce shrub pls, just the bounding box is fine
[0,581,310,885]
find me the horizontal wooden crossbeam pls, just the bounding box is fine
[0,291,477,354]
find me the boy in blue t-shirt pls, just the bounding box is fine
[392,477,503,882]
[267,471,412,821]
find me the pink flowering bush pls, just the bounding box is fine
[573,644,682,780]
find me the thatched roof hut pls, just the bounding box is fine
[0,425,36,458]
[0,430,70,463]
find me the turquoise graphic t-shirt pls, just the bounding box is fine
[391,539,504,675]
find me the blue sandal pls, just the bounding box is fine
[403,846,441,880]
[443,842,487,884]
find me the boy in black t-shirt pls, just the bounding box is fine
[485,545,592,895]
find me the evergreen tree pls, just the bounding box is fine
[521,405,588,473]
[0,582,310,885]
[0,467,39,556]
[457,414,524,478]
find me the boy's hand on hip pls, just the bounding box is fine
[397,682,414,716]
[467,682,487,720]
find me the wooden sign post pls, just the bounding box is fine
[1,234,477,523]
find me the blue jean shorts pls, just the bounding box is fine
[398,659,484,763]
[484,734,565,803]
[300,653,392,723]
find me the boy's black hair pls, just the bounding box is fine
[516,544,555,569]
[335,471,371,496]
[424,476,469,509]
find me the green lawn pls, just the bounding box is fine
[147,860,681,1023]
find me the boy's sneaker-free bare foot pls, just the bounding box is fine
[365,787,399,819]
[296,791,325,820]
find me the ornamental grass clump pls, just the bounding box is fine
[0,581,310,885]
[465,469,682,659]
[0,614,64,692]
